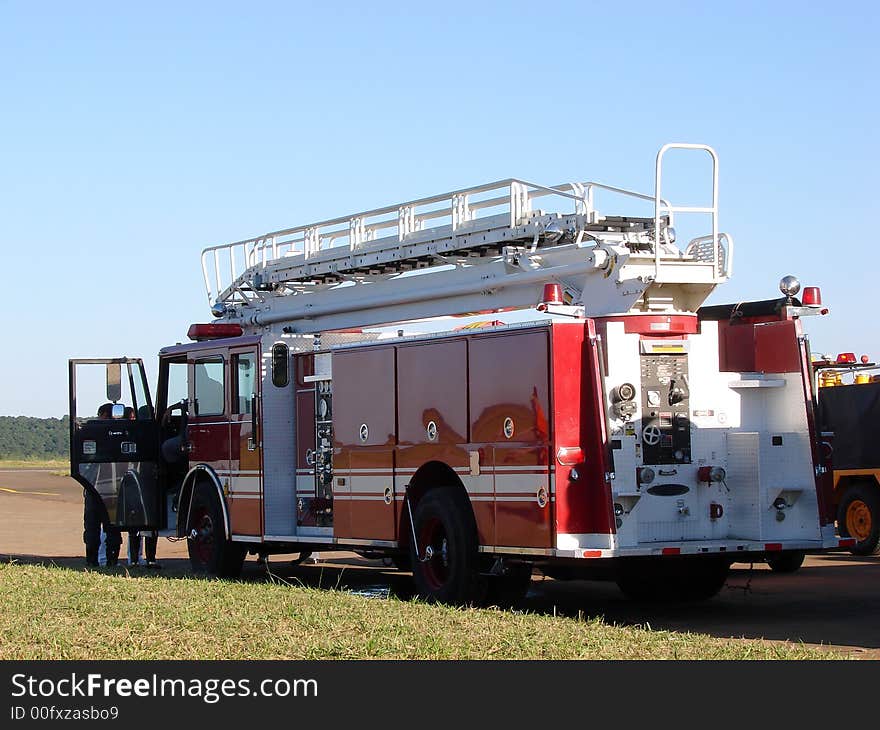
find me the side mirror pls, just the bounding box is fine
[106,363,122,403]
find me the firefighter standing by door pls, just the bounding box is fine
[83,403,122,567]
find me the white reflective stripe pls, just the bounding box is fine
[333,495,392,502]
[493,474,548,494]
[228,493,261,500]
[557,533,617,551]
[491,465,550,473]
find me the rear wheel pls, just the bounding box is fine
[837,483,880,556]
[616,556,730,601]
[187,481,246,578]
[410,489,483,605]
[766,551,805,573]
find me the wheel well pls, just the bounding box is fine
[835,474,880,505]
[176,467,230,540]
[397,461,474,551]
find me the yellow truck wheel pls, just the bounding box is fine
[837,483,880,556]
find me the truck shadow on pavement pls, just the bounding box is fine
[4,552,879,655]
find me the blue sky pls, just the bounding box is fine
[1,1,877,417]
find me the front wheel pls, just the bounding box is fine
[837,483,880,556]
[187,481,246,578]
[409,489,483,605]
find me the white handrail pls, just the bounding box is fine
[201,177,593,305]
[654,143,719,281]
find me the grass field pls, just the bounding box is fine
[0,458,68,470]
[0,563,837,660]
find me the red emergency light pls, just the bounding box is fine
[861,355,870,364]
[541,283,563,306]
[187,323,244,341]
[836,352,857,364]
[801,286,822,306]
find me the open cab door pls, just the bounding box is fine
[68,358,161,529]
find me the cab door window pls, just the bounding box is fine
[194,358,225,416]
[164,360,189,411]
[233,353,256,414]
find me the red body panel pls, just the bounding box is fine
[332,348,397,540]
[551,321,614,537]
[715,318,801,373]
[468,331,550,444]
[397,340,468,445]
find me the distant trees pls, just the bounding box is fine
[0,416,69,460]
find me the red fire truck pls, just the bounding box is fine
[69,144,849,603]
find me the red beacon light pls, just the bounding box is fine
[836,352,857,364]
[187,323,244,341]
[536,282,564,311]
[801,286,822,306]
[861,355,870,364]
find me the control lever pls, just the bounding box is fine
[668,377,688,405]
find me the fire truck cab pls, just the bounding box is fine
[69,144,849,604]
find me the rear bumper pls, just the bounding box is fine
[551,533,852,560]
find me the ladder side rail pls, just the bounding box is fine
[523,182,590,217]
[582,180,670,209]
[654,143,719,281]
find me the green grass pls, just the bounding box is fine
[0,458,68,470]
[0,564,837,660]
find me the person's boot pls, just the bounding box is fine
[85,547,99,567]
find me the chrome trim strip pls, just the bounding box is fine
[478,545,554,556]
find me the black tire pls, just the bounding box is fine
[615,556,729,602]
[409,488,484,605]
[187,481,246,578]
[837,483,880,556]
[766,551,805,573]
[485,564,533,607]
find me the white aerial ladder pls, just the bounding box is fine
[201,144,733,332]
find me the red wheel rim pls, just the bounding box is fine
[419,516,450,591]
[192,506,215,565]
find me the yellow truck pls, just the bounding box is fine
[815,354,880,555]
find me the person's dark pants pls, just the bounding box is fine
[127,531,158,564]
[83,488,121,566]
[144,533,158,562]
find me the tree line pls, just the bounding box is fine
[0,416,69,460]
